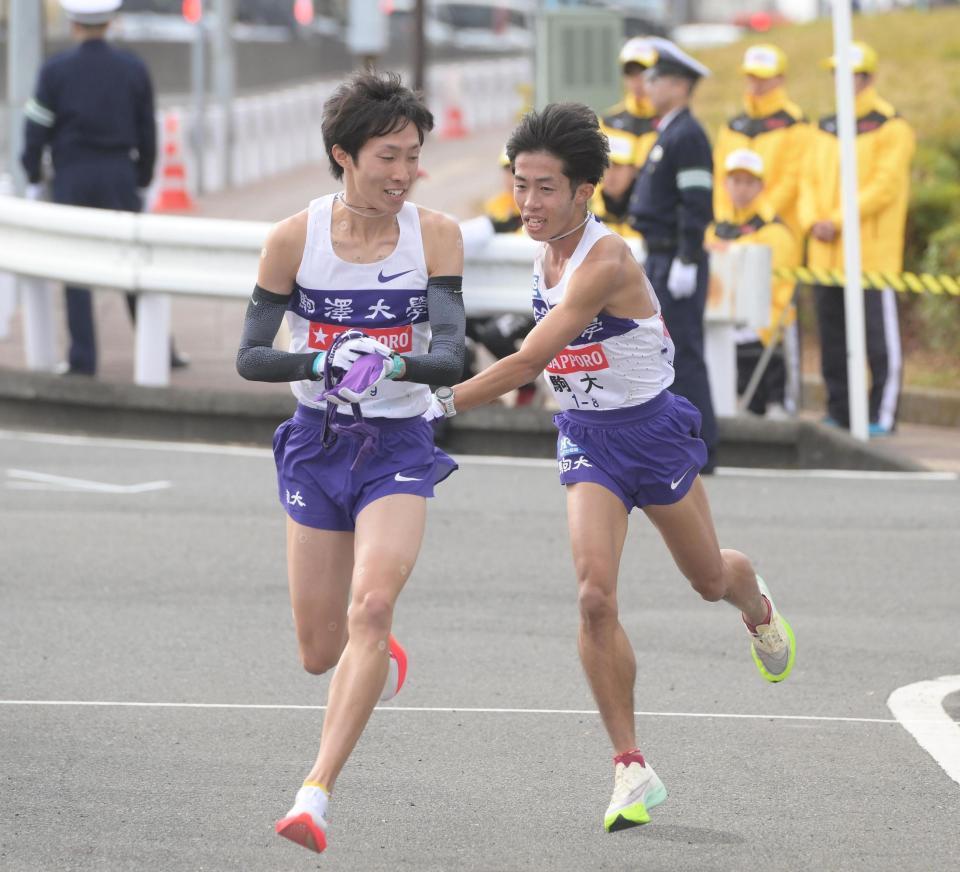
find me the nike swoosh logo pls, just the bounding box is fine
[378,268,415,283]
[395,473,422,482]
[251,298,259,305]
[670,466,694,490]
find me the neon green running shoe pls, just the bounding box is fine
[603,761,667,833]
[747,577,796,683]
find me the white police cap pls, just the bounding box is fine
[60,0,122,25]
[648,37,711,80]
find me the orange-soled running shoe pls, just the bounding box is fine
[380,634,408,702]
[276,786,328,853]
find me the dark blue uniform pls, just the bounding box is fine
[629,107,717,466]
[22,38,156,374]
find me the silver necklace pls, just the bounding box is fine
[546,212,593,242]
[334,191,389,218]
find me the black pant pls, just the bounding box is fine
[813,284,902,428]
[646,251,718,466]
[737,340,786,415]
[53,158,141,374]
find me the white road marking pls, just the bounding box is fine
[2,697,953,727]
[715,466,957,482]
[0,429,955,481]
[6,468,171,494]
[0,429,272,458]
[887,675,960,786]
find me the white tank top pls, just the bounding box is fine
[286,194,432,418]
[532,218,675,412]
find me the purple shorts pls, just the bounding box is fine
[273,404,458,531]
[553,390,708,511]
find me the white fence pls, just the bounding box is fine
[172,57,533,195]
[0,197,771,413]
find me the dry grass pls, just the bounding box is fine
[690,9,960,394]
[690,8,960,145]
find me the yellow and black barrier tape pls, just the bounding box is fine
[774,266,960,296]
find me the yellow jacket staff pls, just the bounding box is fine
[713,46,810,237]
[799,86,915,274]
[601,94,659,169]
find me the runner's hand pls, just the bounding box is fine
[423,395,446,422]
[322,353,392,405]
[331,335,392,371]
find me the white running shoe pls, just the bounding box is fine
[604,761,667,832]
[747,577,796,683]
[275,786,328,853]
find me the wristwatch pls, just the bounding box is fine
[435,386,457,418]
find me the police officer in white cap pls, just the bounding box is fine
[21,1,182,375]
[60,0,123,25]
[628,38,718,470]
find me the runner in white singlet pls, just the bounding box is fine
[236,72,465,856]
[427,103,795,834]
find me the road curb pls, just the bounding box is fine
[0,368,925,471]
[802,378,960,428]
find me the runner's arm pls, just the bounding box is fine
[394,212,466,387]
[450,247,625,413]
[236,215,320,382]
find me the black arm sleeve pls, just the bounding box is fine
[398,275,466,387]
[236,285,319,383]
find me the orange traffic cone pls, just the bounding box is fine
[439,104,468,140]
[153,111,196,213]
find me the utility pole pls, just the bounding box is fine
[831,0,869,441]
[346,0,387,71]
[211,0,235,188]
[7,0,45,193]
[183,0,207,194]
[413,0,426,93]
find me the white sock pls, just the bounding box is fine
[289,784,330,823]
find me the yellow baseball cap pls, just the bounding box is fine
[741,44,787,78]
[619,37,658,70]
[724,149,765,179]
[822,41,878,74]
[605,129,637,167]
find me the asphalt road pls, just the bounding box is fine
[1,428,958,871]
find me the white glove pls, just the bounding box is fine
[666,258,698,300]
[24,183,45,201]
[427,387,457,420]
[331,335,393,370]
[423,395,446,422]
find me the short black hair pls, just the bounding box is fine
[322,71,434,180]
[505,103,610,188]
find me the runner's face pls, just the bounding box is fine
[513,151,592,241]
[343,121,422,213]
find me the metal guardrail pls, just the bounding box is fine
[0,197,548,386]
[0,197,771,415]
